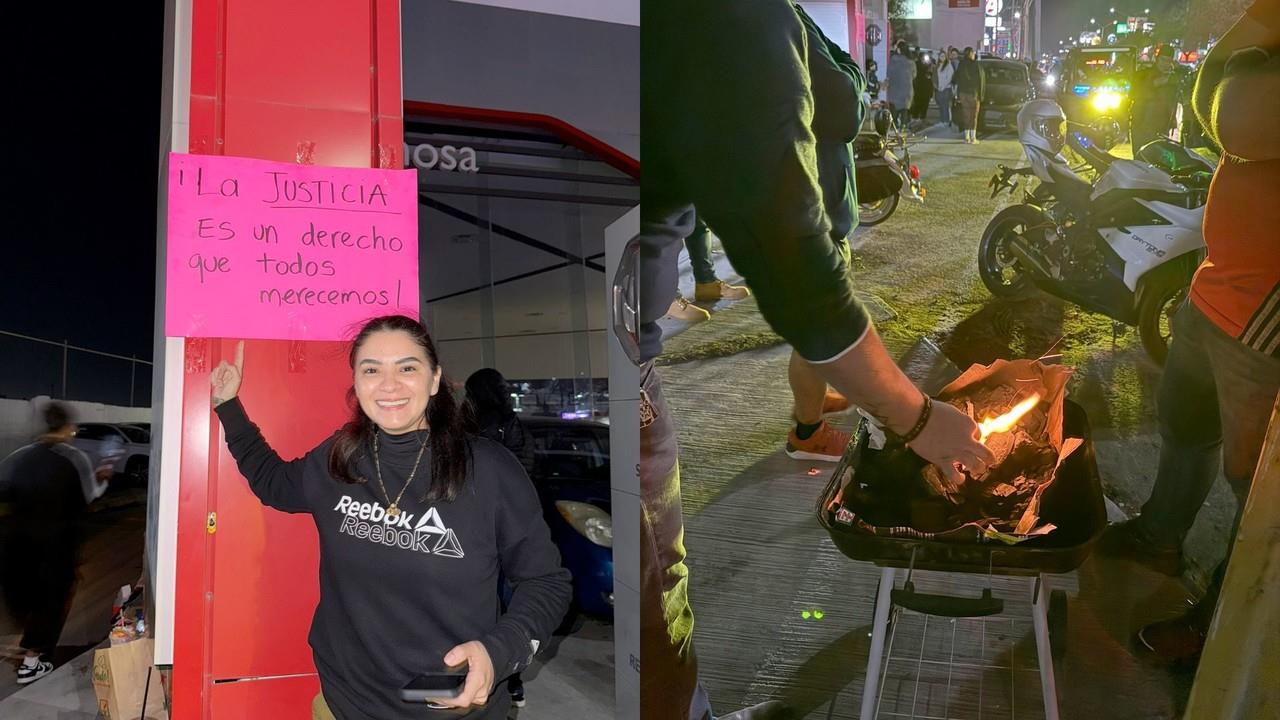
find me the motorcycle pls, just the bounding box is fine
[979,98,1215,365]
[854,106,925,226]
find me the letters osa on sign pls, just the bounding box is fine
[406,143,479,173]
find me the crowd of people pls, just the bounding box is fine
[883,41,985,142]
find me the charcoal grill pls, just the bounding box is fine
[817,400,1106,720]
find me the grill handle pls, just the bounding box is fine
[891,581,1004,618]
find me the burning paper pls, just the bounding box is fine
[919,359,1080,538]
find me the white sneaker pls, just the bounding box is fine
[16,659,53,684]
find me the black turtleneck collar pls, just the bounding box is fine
[371,427,430,465]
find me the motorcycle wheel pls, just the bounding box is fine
[858,193,899,227]
[978,205,1041,298]
[1137,267,1191,367]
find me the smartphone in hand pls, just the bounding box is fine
[400,671,467,703]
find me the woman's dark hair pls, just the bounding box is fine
[463,368,513,431]
[328,315,470,502]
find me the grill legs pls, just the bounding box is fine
[1031,576,1061,720]
[859,566,897,720]
[858,569,1062,720]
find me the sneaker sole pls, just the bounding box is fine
[512,699,527,708]
[16,674,47,685]
[785,448,843,462]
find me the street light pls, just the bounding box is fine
[1014,10,1021,18]
[1110,7,1116,13]
[1090,17,1097,24]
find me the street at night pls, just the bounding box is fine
[657,128,1226,719]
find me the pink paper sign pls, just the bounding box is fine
[165,152,419,340]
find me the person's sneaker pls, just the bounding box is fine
[694,280,751,302]
[16,658,53,685]
[1098,518,1185,577]
[665,297,710,323]
[822,388,851,415]
[1137,615,1206,665]
[510,686,526,708]
[785,421,850,462]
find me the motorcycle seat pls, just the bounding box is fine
[853,132,886,159]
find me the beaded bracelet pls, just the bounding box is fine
[897,393,933,445]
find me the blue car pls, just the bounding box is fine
[522,417,613,623]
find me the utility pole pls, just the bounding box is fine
[1034,0,1041,59]
[61,340,68,399]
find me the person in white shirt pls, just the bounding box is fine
[935,46,958,129]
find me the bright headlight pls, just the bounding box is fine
[1091,89,1122,112]
[556,501,612,548]
[1045,73,1056,86]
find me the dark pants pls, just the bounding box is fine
[685,219,718,285]
[1137,302,1280,626]
[2,534,77,656]
[957,93,980,131]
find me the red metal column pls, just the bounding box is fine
[171,2,403,718]
[848,0,868,68]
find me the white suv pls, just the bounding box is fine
[71,423,150,485]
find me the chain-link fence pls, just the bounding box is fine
[0,330,152,407]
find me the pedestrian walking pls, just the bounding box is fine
[887,41,917,128]
[0,402,109,685]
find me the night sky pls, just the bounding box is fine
[1041,0,1183,50]
[4,3,163,405]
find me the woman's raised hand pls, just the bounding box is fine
[211,341,245,407]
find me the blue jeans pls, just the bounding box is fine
[1137,302,1280,624]
[685,218,719,285]
[935,88,953,126]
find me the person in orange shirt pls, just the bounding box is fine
[1104,0,1280,663]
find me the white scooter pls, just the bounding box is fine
[979,98,1214,365]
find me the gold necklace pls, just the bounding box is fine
[372,428,429,521]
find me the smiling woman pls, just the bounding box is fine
[206,314,572,719]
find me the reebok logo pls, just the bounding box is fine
[333,495,464,558]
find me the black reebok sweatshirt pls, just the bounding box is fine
[214,399,572,720]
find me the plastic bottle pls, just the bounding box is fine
[113,585,131,623]
[135,609,146,636]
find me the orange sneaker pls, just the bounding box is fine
[665,297,710,323]
[785,421,850,462]
[694,280,751,302]
[822,389,851,415]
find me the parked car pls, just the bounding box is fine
[71,423,150,485]
[522,416,613,623]
[979,58,1035,130]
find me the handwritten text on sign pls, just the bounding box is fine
[165,153,419,340]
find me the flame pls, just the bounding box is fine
[978,393,1042,442]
